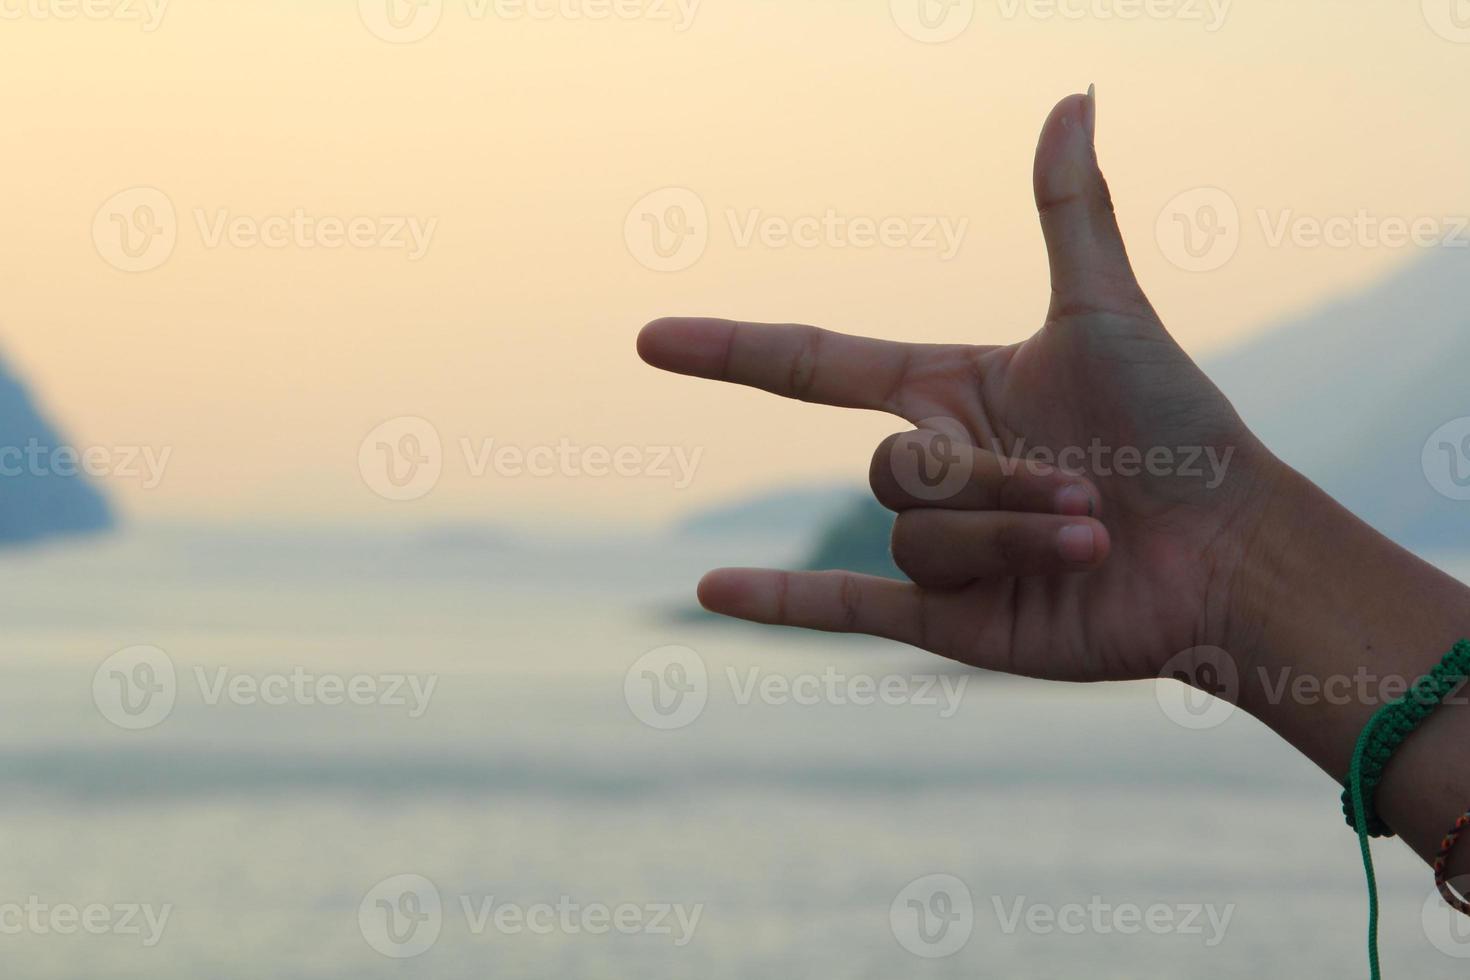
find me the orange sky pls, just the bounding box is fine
[1,0,1467,524]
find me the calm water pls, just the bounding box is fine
[0,524,1462,978]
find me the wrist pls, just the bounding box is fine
[1225,465,1449,747]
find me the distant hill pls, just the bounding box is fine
[676,483,859,540]
[1206,245,1470,550]
[802,494,900,577]
[0,357,112,545]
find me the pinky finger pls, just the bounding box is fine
[697,568,926,647]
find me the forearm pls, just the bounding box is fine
[1228,462,1470,876]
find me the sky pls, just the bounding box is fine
[0,0,1467,525]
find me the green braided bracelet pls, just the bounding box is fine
[1342,638,1470,837]
[1345,638,1470,980]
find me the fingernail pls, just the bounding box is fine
[1057,524,1096,564]
[1054,484,1094,517]
[1083,83,1096,142]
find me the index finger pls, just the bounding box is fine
[637,316,952,420]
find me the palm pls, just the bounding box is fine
[638,92,1269,684]
[902,307,1262,681]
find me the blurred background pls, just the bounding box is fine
[1,0,1470,975]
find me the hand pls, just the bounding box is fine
[637,90,1287,684]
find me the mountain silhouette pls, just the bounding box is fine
[1207,245,1470,549]
[0,356,112,544]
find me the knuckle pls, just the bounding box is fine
[835,574,861,631]
[992,520,1030,567]
[787,326,822,400]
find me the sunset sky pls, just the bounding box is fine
[1,0,1466,524]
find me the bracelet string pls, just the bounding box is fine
[1344,638,1470,980]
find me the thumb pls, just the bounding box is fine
[1032,87,1149,318]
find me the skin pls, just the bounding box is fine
[637,91,1470,883]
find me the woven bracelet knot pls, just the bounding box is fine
[1342,639,1470,838]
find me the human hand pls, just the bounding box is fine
[637,90,1286,684]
